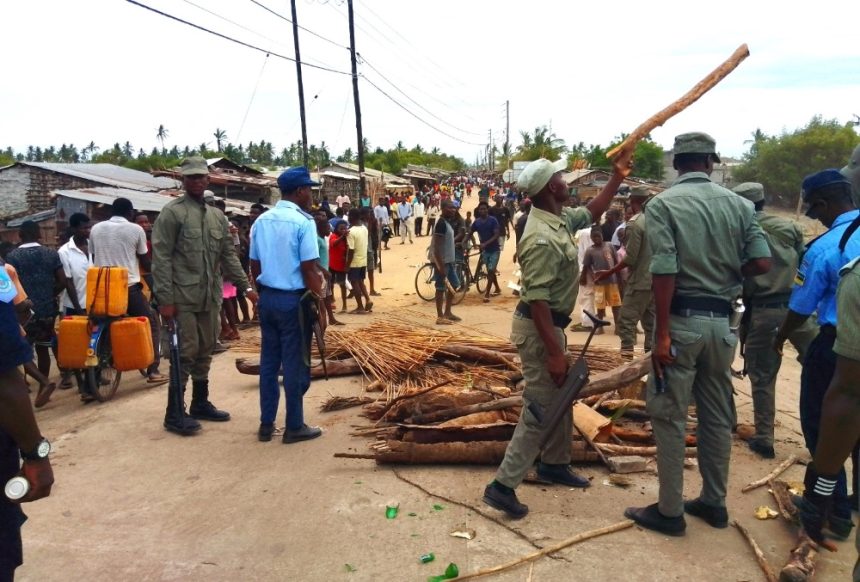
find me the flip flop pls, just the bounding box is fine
[147,374,169,385]
[35,383,56,408]
[435,317,454,325]
[348,308,368,314]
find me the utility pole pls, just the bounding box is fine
[290,0,309,167]
[488,129,493,172]
[505,100,510,170]
[347,0,366,198]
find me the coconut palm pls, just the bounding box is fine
[156,124,169,151]
[213,128,228,152]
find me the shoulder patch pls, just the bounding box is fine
[535,238,549,246]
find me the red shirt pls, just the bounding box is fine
[328,234,348,272]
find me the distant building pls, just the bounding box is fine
[154,157,277,204]
[661,151,742,188]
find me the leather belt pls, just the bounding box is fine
[670,296,731,318]
[515,301,572,329]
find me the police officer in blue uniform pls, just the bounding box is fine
[775,169,860,539]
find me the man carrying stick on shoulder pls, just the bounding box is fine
[482,149,633,519]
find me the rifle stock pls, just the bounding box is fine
[529,357,590,449]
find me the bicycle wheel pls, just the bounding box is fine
[474,260,488,295]
[414,263,437,302]
[86,328,122,402]
[451,263,470,305]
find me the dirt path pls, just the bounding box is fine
[18,194,857,581]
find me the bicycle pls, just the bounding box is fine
[414,249,488,304]
[81,315,122,402]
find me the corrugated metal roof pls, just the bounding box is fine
[20,162,180,191]
[321,170,359,181]
[53,187,255,217]
[6,208,56,227]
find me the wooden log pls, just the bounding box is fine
[405,395,522,425]
[353,439,601,465]
[573,402,612,443]
[235,356,362,378]
[578,354,651,399]
[605,44,751,160]
[769,480,799,524]
[438,343,520,371]
[596,443,697,457]
[457,520,634,580]
[399,422,517,444]
[742,454,799,493]
[778,535,818,582]
[369,379,453,422]
[732,520,778,582]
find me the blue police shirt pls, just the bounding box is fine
[789,209,860,325]
[249,200,319,291]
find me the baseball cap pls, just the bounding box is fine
[801,169,852,217]
[673,132,721,163]
[516,158,568,197]
[628,186,651,199]
[732,182,764,204]
[277,166,320,192]
[180,156,209,176]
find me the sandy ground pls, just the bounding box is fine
[17,194,857,581]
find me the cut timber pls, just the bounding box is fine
[742,454,799,493]
[732,520,778,582]
[235,356,361,378]
[778,536,818,582]
[597,443,697,457]
[436,410,519,427]
[770,480,799,523]
[457,520,634,580]
[342,439,601,465]
[578,354,651,399]
[439,344,519,370]
[605,44,751,160]
[399,422,517,444]
[405,395,522,425]
[573,402,612,443]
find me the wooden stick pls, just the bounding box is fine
[596,443,697,457]
[779,535,818,582]
[578,354,651,399]
[605,44,751,160]
[375,379,453,423]
[741,454,799,493]
[769,480,799,523]
[732,520,777,582]
[405,395,522,425]
[456,520,634,580]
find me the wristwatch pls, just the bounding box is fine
[21,438,51,461]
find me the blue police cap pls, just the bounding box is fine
[277,166,320,192]
[801,169,851,202]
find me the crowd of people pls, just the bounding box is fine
[2,137,860,578]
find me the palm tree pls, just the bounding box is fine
[213,128,228,152]
[156,124,169,151]
[515,126,566,161]
[122,141,134,157]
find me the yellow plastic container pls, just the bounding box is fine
[110,317,154,372]
[57,316,91,369]
[86,266,128,316]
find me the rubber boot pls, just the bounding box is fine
[189,380,231,421]
[164,381,201,435]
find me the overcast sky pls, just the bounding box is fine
[2,0,858,164]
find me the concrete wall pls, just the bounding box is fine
[0,165,31,219]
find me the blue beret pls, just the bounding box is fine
[277,166,319,192]
[802,169,851,202]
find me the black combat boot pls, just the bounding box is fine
[189,380,231,422]
[164,382,202,436]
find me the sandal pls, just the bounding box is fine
[435,317,454,325]
[147,374,169,385]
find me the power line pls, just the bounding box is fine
[248,0,350,51]
[235,53,270,142]
[360,75,484,146]
[125,0,351,76]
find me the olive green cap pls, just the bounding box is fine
[732,182,764,203]
[180,156,209,176]
[673,132,721,163]
[628,186,651,199]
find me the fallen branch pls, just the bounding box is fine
[732,520,777,582]
[596,443,697,457]
[439,344,519,371]
[374,379,453,422]
[405,395,522,425]
[235,356,361,378]
[742,455,799,493]
[457,520,634,580]
[605,44,751,160]
[578,354,651,399]
[769,480,799,523]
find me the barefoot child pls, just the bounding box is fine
[328,220,349,313]
[315,216,343,325]
[581,227,622,331]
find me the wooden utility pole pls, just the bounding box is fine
[505,100,511,170]
[290,0,309,167]
[347,0,366,197]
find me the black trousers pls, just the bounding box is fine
[127,285,160,375]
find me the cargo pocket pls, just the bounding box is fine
[208,227,224,252]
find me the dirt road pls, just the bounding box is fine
[18,194,856,581]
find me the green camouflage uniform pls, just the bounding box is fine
[152,194,250,385]
[495,205,592,488]
[617,210,655,351]
[734,182,818,449]
[646,155,770,517]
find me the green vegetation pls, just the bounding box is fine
[733,116,860,207]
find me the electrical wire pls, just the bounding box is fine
[235,53,270,142]
[247,0,350,51]
[125,0,351,76]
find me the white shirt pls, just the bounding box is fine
[427,205,440,220]
[373,204,390,225]
[611,222,626,249]
[336,195,351,208]
[413,202,425,218]
[58,238,91,309]
[90,216,148,286]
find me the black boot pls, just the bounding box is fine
[164,382,201,436]
[189,380,231,422]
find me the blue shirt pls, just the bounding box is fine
[398,203,413,221]
[470,216,501,252]
[250,200,319,291]
[789,209,860,325]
